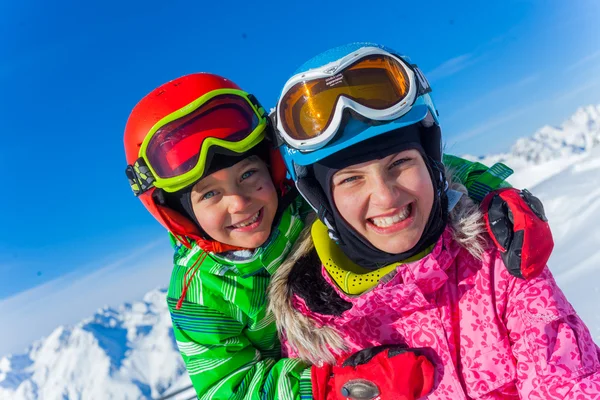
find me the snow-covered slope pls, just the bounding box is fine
[532,146,600,341]
[2,105,600,400]
[465,104,600,188]
[0,290,190,400]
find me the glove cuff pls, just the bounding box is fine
[311,363,334,400]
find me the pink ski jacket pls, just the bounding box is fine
[269,191,600,399]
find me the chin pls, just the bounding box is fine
[372,234,421,255]
[236,231,271,249]
[248,233,271,248]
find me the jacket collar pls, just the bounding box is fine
[395,227,460,294]
[316,227,461,321]
[208,197,306,277]
[312,219,434,295]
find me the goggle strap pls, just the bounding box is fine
[247,93,266,117]
[412,64,432,95]
[273,130,285,148]
[267,109,285,148]
[125,158,156,196]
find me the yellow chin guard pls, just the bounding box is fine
[311,219,431,295]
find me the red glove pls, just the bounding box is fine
[312,345,435,400]
[482,188,554,280]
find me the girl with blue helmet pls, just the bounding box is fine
[267,43,597,399]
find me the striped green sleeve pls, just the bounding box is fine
[443,154,513,202]
[168,298,313,399]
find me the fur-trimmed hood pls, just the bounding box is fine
[268,177,489,366]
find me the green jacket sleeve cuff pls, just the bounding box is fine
[443,154,514,202]
[299,367,314,399]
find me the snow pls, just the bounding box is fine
[0,289,190,400]
[1,104,600,399]
[531,146,600,342]
[0,239,173,359]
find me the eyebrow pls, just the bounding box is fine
[193,178,213,194]
[334,168,362,177]
[236,158,256,170]
[193,156,259,193]
[237,155,260,168]
[332,169,366,183]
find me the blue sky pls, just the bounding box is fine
[1,0,599,354]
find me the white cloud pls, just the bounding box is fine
[0,239,173,357]
[450,107,530,144]
[566,50,600,71]
[426,54,477,82]
[449,75,600,145]
[423,26,521,84]
[553,79,600,104]
[445,74,540,120]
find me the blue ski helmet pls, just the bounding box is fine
[276,42,441,182]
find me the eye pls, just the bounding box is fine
[241,169,257,181]
[338,175,359,185]
[201,190,217,200]
[390,157,411,169]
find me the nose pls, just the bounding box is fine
[227,190,252,214]
[369,175,399,208]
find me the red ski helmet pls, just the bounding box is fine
[124,73,287,252]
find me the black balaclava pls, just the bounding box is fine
[311,124,448,270]
[160,142,270,240]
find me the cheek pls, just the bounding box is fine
[333,187,364,226]
[412,171,435,214]
[192,202,226,234]
[253,175,278,202]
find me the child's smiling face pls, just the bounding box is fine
[331,149,434,255]
[190,156,278,249]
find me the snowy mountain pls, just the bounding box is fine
[2,105,600,400]
[512,104,600,163]
[0,290,192,400]
[465,104,600,188]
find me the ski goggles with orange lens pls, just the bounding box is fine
[126,89,267,195]
[276,47,432,152]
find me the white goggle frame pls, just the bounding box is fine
[276,46,431,152]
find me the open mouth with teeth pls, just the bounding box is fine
[228,208,264,231]
[367,203,414,233]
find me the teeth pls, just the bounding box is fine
[232,211,260,228]
[371,204,411,228]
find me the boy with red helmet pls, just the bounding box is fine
[123,72,551,399]
[124,73,321,398]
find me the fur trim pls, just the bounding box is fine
[268,213,348,365]
[287,247,352,316]
[268,170,490,365]
[445,170,489,260]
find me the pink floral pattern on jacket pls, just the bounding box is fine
[287,228,600,399]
